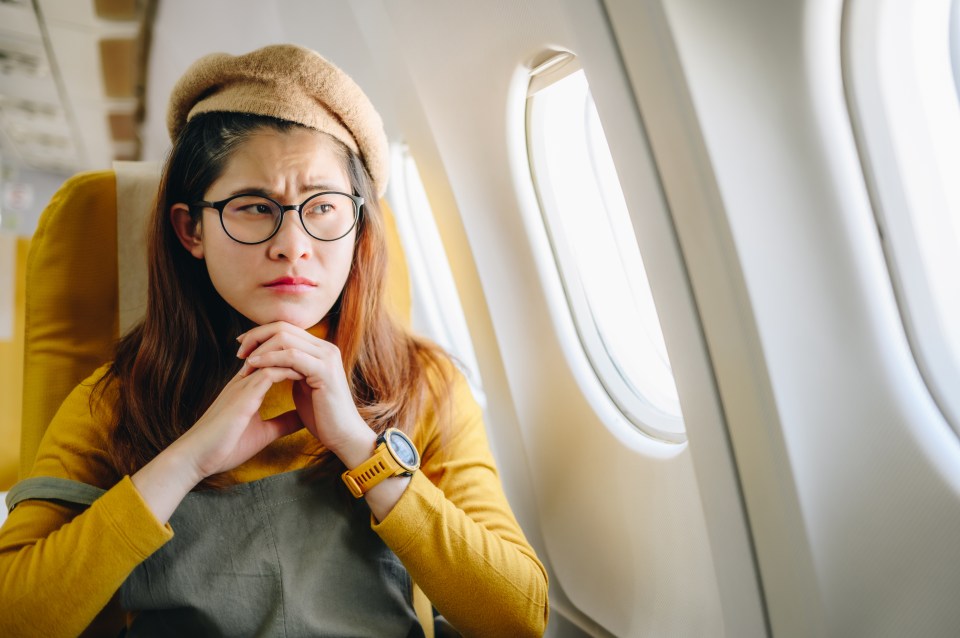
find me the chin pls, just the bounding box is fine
[249,310,325,330]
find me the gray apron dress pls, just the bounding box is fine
[7,467,424,637]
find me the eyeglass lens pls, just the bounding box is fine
[221,193,358,243]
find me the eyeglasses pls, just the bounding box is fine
[190,191,363,245]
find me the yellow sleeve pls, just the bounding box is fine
[372,368,549,637]
[0,366,173,638]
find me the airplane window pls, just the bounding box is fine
[527,63,684,438]
[845,0,960,434]
[387,145,485,406]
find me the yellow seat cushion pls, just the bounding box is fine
[21,172,120,479]
[0,236,30,490]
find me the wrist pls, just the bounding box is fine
[340,427,419,502]
[148,443,205,492]
[131,444,203,524]
[328,422,378,470]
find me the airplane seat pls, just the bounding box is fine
[20,169,121,481]
[15,161,436,636]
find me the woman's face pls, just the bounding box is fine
[173,127,357,329]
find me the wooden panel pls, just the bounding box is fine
[108,111,136,140]
[94,0,137,21]
[99,38,136,98]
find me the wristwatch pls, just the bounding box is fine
[341,427,420,498]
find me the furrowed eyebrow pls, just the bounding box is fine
[302,183,346,194]
[225,187,273,199]
[224,184,346,199]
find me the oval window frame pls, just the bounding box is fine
[525,52,685,442]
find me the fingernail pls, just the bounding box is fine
[248,355,260,364]
[237,345,244,358]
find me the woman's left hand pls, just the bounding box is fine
[236,321,376,465]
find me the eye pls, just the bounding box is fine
[226,196,276,216]
[234,203,273,215]
[305,199,337,215]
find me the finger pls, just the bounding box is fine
[245,349,324,380]
[227,359,267,383]
[240,344,318,376]
[239,364,305,388]
[237,321,314,359]
[244,332,328,365]
[238,410,304,459]
[236,323,285,359]
[234,321,291,343]
[260,410,304,440]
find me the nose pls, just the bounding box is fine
[267,209,312,261]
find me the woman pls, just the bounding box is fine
[0,45,548,637]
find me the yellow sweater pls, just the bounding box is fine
[0,364,548,637]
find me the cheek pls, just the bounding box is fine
[200,240,248,298]
[324,240,358,301]
[331,242,356,282]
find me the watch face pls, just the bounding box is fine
[388,431,418,467]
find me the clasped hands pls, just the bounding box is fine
[175,321,377,484]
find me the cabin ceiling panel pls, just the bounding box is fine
[0,0,146,177]
[0,33,49,80]
[0,68,59,105]
[37,0,118,29]
[0,2,42,38]
[43,21,138,104]
[0,10,58,172]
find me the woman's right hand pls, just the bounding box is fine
[174,365,306,480]
[131,365,305,523]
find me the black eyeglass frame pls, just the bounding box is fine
[189,191,364,245]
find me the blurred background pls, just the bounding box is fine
[1,0,157,491]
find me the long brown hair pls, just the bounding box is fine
[98,112,451,481]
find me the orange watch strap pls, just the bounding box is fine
[341,443,398,498]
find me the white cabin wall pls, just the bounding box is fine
[634,0,960,635]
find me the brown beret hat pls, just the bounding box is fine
[167,44,389,196]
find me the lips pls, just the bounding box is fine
[265,276,317,287]
[263,276,317,293]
